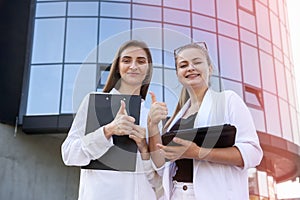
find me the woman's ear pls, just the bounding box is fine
[208,65,213,76]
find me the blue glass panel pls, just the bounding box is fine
[36,2,66,17]
[192,0,215,17]
[65,18,98,62]
[68,2,99,16]
[133,4,161,21]
[27,65,62,115]
[100,2,130,18]
[31,18,65,64]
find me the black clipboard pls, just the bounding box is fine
[162,124,236,148]
[81,93,141,171]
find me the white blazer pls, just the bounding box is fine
[159,89,263,200]
[61,89,158,200]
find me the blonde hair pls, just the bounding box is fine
[102,40,153,100]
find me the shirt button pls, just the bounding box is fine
[183,185,188,191]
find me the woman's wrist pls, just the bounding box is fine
[198,147,211,160]
[103,124,113,139]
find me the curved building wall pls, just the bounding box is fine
[19,0,300,199]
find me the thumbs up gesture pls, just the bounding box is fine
[104,100,136,138]
[148,91,168,125]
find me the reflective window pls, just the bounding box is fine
[218,20,238,39]
[133,4,161,21]
[99,18,130,63]
[260,51,276,93]
[164,8,190,26]
[239,10,256,31]
[65,18,98,63]
[256,2,271,39]
[291,108,300,145]
[27,65,62,115]
[269,0,278,14]
[216,0,237,24]
[249,107,266,132]
[264,91,281,136]
[221,78,243,98]
[273,46,283,62]
[270,13,281,49]
[104,0,130,2]
[192,0,215,17]
[238,0,253,12]
[35,2,66,17]
[192,13,216,32]
[279,99,292,141]
[245,85,263,108]
[275,60,288,100]
[286,70,295,107]
[219,36,241,81]
[68,2,99,16]
[240,28,257,47]
[281,25,289,57]
[31,18,65,64]
[164,0,190,10]
[132,0,161,6]
[277,0,285,23]
[100,2,130,18]
[241,43,261,88]
[258,36,272,54]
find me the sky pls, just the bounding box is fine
[276,0,300,199]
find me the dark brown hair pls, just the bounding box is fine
[102,40,153,100]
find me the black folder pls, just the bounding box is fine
[162,124,236,148]
[81,93,141,171]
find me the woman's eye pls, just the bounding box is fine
[137,59,147,65]
[179,64,187,68]
[122,59,131,64]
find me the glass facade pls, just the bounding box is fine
[21,0,300,198]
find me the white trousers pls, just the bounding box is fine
[171,181,196,200]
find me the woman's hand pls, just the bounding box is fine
[148,92,168,127]
[156,137,202,161]
[104,100,136,139]
[129,125,150,160]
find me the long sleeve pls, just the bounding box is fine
[227,91,263,169]
[61,93,113,166]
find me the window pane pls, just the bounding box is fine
[221,79,243,97]
[99,18,130,63]
[256,2,271,39]
[240,28,257,47]
[286,70,295,107]
[275,60,288,100]
[239,10,256,31]
[279,99,292,141]
[132,0,161,6]
[36,2,66,17]
[264,92,281,136]
[219,36,241,81]
[218,20,238,39]
[192,0,215,17]
[269,0,278,14]
[291,108,300,145]
[27,65,62,115]
[216,0,237,24]
[100,2,130,18]
[241,44,261,88]
[260,51,276,93]
[192,13,216,32]
[270,13,281,48]
[258,36,272,54]
[62,64,97,113]
[164,8,190,26]
[31,18,65,63]
[133,4,162,21]
[239,0,253,12]
[68,2,99,16]
[65,18,98,62]
[164,0,190,10]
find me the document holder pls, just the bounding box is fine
[81,93,141,171]
[162,124,236,148]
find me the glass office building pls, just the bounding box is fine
[19,0,300,199]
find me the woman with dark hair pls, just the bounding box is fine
[148,42,263,200]
[62,40,161,200]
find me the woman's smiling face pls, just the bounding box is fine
[176,47,212,90]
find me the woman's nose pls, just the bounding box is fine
[187,63,196,71]
[129,62,138,70]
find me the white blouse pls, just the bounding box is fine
[61,89,161,200]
